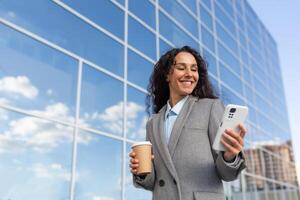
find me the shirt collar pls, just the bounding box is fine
[165,95,189,118]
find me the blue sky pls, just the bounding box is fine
[248,0,300,183]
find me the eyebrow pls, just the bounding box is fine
[174,62,198,66]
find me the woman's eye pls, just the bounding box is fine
[176,66,185,70]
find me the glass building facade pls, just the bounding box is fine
[0,0,298,199]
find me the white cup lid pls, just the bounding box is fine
[131,141,152,148]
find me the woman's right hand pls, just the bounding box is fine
[129,151,154,175]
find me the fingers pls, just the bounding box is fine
[129,157,139,175]
[224,129,244,147]
[129,151,154,175]
[238,124,247,138]
[129,151,136,158]
[221,138,240,155]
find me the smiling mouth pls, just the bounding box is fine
[179,80,194,86]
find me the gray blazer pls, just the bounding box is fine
[133,96,246,200]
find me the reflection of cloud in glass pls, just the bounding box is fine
[92,196,115,200]
[0,106,9,121]
[0,103,92,154]
[83,101,146,138]
[7,11,16,18]
[0,76,38,99]
[47,89,53,96]
[29,162,71,181]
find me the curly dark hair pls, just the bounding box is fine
[146,46,218,114]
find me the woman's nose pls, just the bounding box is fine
[185,68,192,76]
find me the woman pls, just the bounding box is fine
[129,46,246,200]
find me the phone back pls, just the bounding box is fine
[213,104,248,151]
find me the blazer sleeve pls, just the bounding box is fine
[132,118,156,191]
[208,99,246,182]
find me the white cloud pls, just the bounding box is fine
[84,101,146,138]
[0,76,38,99]
[92,196,115,200]
[0,97,10,105]
[0,102,92,154]
[29,162,72,181]
[8,11,16,18]
[47,89,53,95]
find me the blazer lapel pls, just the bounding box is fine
[168,96,196,157]
[152,105,177,179]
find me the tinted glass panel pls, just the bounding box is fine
[201,26,215,52]
[62,0,124,39]
[160,0,198,37]
[200,4,213,30]
[216,21,238,54]
[128,16,156,60]
[126,87,148,141]
[0,0,124,76]
[75,131,122,200]
[128,50,153,89]
[218,42,240,75]
[0,109,72,199]
[129,0,155,29]
[0,24,77,123]
[214,3,236,37]
[203,48,217,77]
[219,63,243,95]
[80,64,124,136]
[160,12,198,49]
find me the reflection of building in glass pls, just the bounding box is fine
[0,0,299,199]
[245,140,298,190]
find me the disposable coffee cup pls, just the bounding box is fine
[131,141,152,175]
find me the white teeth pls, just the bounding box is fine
[181,81,192,85]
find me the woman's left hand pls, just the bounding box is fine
[221,123,247,162]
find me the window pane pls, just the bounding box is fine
[0,0,124,76]
[126,86,148,141]
[159,12,198,49]
[202,48,217,77]
[218,42,240,75]
[200,0,211,10]
[0,24,77,123]
[219,63,243,95]
[200,4,213,30]
[129,0,155,29]
[216,0,234,19]
[128,50,153,89]
[201,26,215,53]
[159,39,173,57]
[75,131,122,200]
[128,16,156,60]
[221,85,244,106]
[0,108,72,199]
[62,0,124,39]
[214,3,236,37]
[182,0,197,14]
[160,0,198,37]
[80,64,124,137]
[216,21,238,54]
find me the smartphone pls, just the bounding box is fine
[212,104,248,151]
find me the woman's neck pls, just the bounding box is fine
[169,94,188,107]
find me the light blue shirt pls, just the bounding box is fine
[164,95,189,143]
